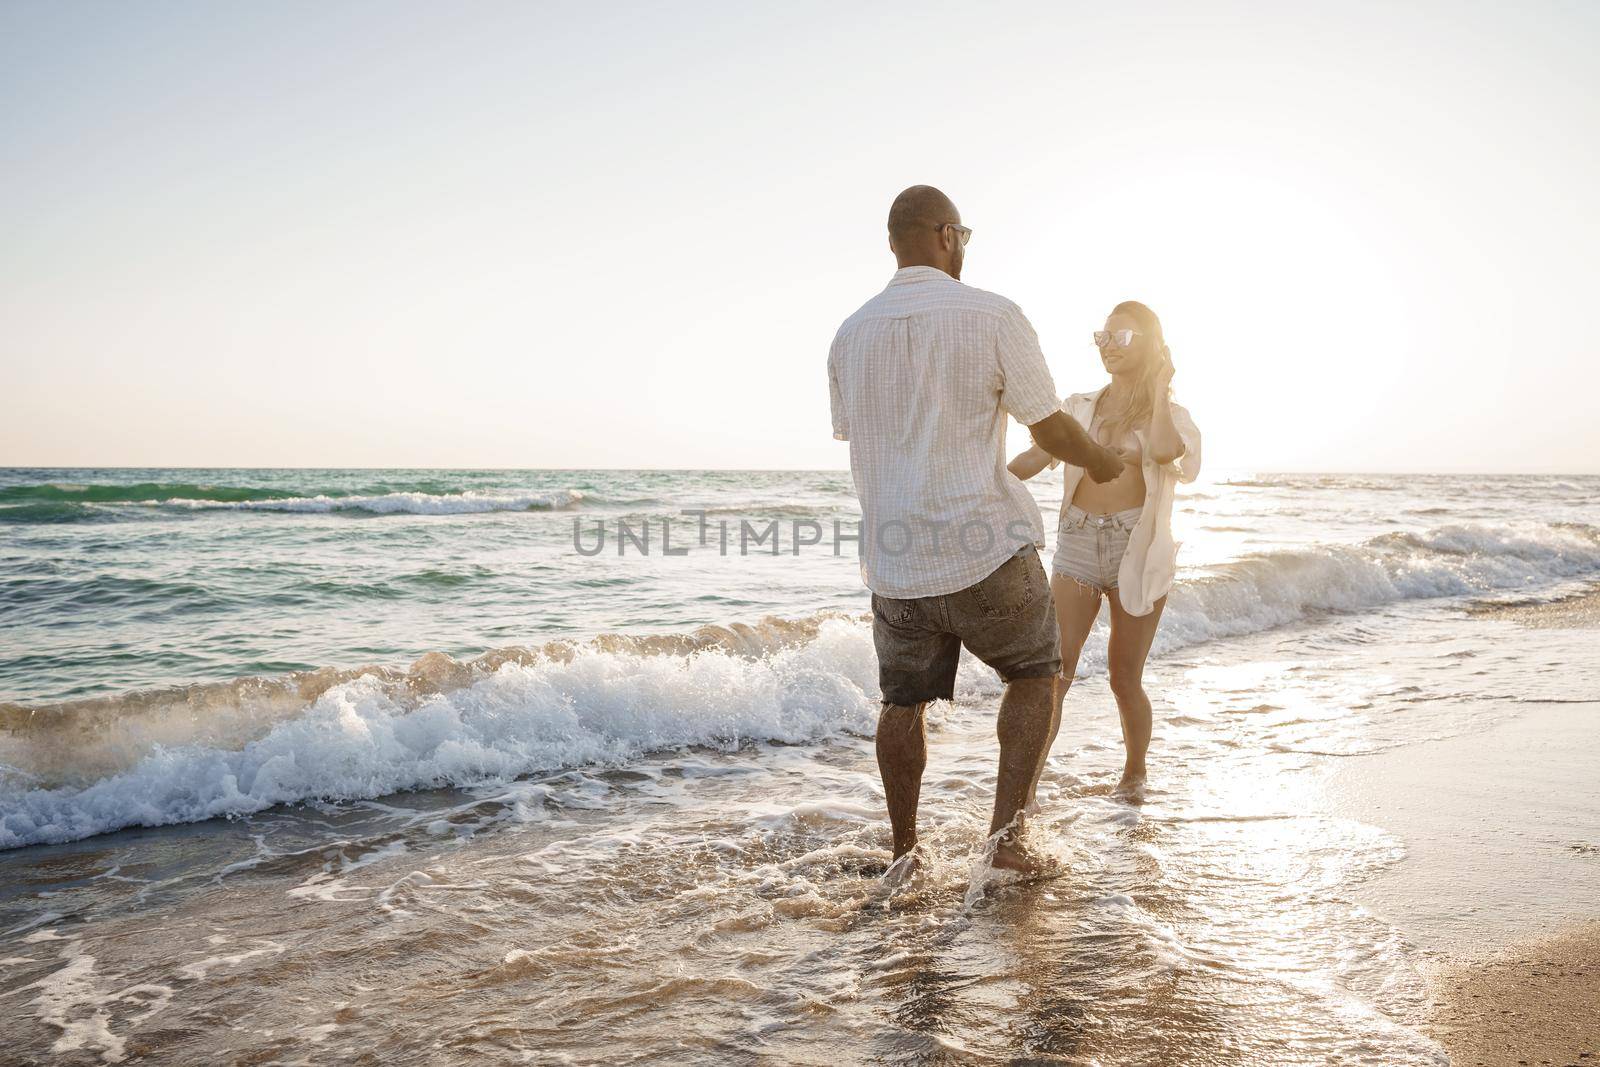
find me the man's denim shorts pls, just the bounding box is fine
[1051,504,1142,592]
[869,546,1061,707]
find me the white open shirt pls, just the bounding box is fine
[827,266,1062,598]
[1051,386,1203,616]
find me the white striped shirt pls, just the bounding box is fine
[828,266,1061,598]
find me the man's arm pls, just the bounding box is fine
[991,301,1121,482]
[1028,411,1124,483]
[993,303,1119,482]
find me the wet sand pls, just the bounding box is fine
[1329,596,1600,1065]
[1468,584,1600,629]
[1426,922,1600,1067]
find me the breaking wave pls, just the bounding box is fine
[0,482,585,521]
[167,489,586,515]
[2,521,1597,850]
[0,615,876,849]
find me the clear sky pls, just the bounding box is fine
[3,1,1597,472]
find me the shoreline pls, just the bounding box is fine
[1325,592,1600,1064]
[1332,695,1600,1063]
[1467,584,1600,629]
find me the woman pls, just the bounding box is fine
[1008,301,1201,797]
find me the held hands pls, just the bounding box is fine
[1084,442,1126,483]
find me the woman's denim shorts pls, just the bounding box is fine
[1051,504,1143,592]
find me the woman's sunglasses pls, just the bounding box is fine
[1094,329,1140,349]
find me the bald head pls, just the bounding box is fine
[887,185,958,244]
[886,185,965,279]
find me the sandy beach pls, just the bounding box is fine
[1328,592,1600,1066]
[1428,922,1600,1067]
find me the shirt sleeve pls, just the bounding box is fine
[995,302,1060,426]
[827,338,849,442]
[1046,398,1069,469]
[1169,403,1202,484]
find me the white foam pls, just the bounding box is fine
[161,489,584,515]
[22,937,173,1064]
[176,941,284,981]
[2,523,1594,852]
[0,619,879,849]
[1146,522,1600,666]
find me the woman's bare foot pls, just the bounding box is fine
[1113,768,1147,800]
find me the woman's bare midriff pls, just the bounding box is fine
[1071,425,1146,514]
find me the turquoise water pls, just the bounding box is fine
[0,467,865,702]
[5,468,1596,708]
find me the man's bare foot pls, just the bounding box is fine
[883,848,922,885]
[989,831,1057,877]
[1113,770,1147,800]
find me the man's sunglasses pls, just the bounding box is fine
[938,223,973,248]
[1094,329,1140,349]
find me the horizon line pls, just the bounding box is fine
[2,465,1599,477]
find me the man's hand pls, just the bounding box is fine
[1027,410,1127,480]
[1084,443,1126,483]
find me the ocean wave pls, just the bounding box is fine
[2,573,230,613]
[1152,521,1600,653]
[0,481,302,504]
[0,502,125,525]
[3,521,1597,850]
[0,615,876,849]
[165,489,586,515]
[1219,476,1407,492]
[0,483,588,521]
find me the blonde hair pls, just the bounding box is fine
[1095,300,1169,445]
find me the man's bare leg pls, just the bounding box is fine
[876,702,928,863]
[1022,676,1064,814]
[990,675,1057,872]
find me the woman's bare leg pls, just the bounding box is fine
[1105,591,1167,793]
[1025,574,1103,807]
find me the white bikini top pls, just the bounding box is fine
[1089,411,1144,462]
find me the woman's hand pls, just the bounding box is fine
[1146,346,1185,465]
[1154,345,1175,392]
[1008,445,1054,481]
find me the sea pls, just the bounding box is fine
[1,467,1598,1064]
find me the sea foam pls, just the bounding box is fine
[0,486,586,522]
[0,620,879,849]
[169,489,586,515]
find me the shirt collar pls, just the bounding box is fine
[1071,387,1109,416]
[887,265,954,286]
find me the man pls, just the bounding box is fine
[828,185,1123,875]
